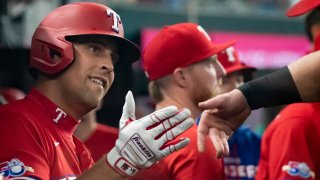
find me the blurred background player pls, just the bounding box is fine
[215,45,260,180]
[255,7,320,180]
[141,22,234,179]
[74,101,118,162]
[0,87,25,105]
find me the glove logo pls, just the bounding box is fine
[131,134,155,159]
[115,158,138,176]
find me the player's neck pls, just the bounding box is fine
[74,112,97,141]
[34,79,92,120]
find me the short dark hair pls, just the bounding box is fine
[305,8,320,42]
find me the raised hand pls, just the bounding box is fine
[107,91,194,176]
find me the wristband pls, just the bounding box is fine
[238,66,302,110]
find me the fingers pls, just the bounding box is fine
[149,109,192,138]
[119,91,136,129]
[197,118,208,152]
[157,117,194,142]
[198,96,220,109]
[160,138,190,157]
[143,106,179,127]
[220,130,230,157]
[208,128,230,158]
[208,128,224,158]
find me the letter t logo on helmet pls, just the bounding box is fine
[107,9,122,33]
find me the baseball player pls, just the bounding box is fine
[255,7,320,180]
[215,46,260,180]
[0,2,194,179]
[140,22,234,179]
[197,0,320,157]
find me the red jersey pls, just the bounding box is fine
[256,103,320,180]
[0,89,94,179]
[130,124,225,180]
[84,123,118,161]
[162,124,225,180]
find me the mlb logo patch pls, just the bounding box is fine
[0,158,33,178]
[282,161,315,179]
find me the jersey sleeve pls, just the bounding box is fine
[256,116,316,180]
[0,111,50,179]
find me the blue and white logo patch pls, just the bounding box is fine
[0,158,34,178]
[282,161,315,179]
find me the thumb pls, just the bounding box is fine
[119,90,136,129]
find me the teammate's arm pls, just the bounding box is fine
[197,51,320,157]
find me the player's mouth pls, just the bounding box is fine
[90,77,106,89]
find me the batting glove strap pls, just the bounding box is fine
[106,147,139,177]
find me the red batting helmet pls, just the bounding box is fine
[29,2,140,75]
[0,88,26,105]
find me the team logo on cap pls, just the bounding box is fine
[0,158,34,178]
[197,26,211,41]
[282,161,315,178]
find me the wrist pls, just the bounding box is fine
[106,147,139,177]
[238,66,301,109]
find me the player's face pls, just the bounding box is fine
[218,71,244,94]
[57,37,117,111]
[188,55,225,104]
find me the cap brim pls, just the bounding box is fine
[109,36,141,63]
[211,40,236,56]
[287,0,320,17]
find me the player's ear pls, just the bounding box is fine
[172,67,189,87]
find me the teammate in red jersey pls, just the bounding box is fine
[255,8,320,180]
[139,22,234,179]
[0,2,194,179]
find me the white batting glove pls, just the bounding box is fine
[106,91,194,176]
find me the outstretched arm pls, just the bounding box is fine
[197,51,320,158]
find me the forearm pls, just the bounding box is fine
[288,51,320,102]
[77,155,124,180]
[238,66,301,110]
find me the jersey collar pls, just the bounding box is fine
[28,88,80,136]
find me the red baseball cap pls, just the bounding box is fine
[287,0,320,17]
[217,46,256,74]
[0,87,26,105]
[142,23,235,80]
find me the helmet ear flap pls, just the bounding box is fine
[30,27,74,75]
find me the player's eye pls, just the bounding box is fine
[90,45,100,54]
[111,53,119,65]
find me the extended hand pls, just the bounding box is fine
[107,91,194,176]
[197,89,251,158]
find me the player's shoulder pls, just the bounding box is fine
[266,103,320,136]
[0,98,35,124]
[279,103,319,118]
